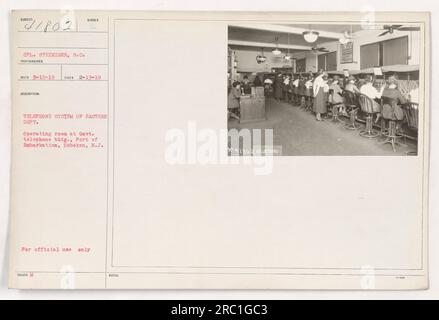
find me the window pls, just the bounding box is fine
[317,52,337,71]
[383,36,409,66]
[317,54,325,71]
[360,42,380,69]
[360,36,408,69]
[296,58,306,73]
[326,51,337,71]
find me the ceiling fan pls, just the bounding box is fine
[309,46,329,53]
[378,25,420,37]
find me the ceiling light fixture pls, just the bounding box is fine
[272,48,281,55]
[272,36,282,55]
[303,30,319,43]
[256,47,267,64]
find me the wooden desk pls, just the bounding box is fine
[240,95,266,123]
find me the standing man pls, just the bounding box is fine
[241,75,252,95]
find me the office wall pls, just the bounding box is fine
[291,29,421,72]
[233,49,293,73]
[289,51,318,73]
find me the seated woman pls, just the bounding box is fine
[283,74,291,102]
[228,81,241,120]
[360,75,386,122]
[292,75,300,105]
[381,75,408,130]
[305,76,314,91]
[328,76,345,115]
[304,75,314,108]
[298,75,307,109]
[287,75,295,104]
[344,75,360,94]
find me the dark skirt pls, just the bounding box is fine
[274,82,283,99]
[313,87,327,114]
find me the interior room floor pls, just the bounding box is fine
[228,98,417,156]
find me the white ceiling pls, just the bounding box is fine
[228,23,386,52]
[228,25,335,49]
[276,24,364,34]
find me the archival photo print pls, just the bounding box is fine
[8,10,429,290]
[227,23,422,156]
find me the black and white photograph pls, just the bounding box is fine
[227,23,422,156]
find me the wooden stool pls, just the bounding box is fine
[343,106,359,130]
[380,120,406,152]
[342,90,360,130]
[358,94,380,139]
[330,104,343,123]
[360,113,380,138]
[379,117,388,137]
